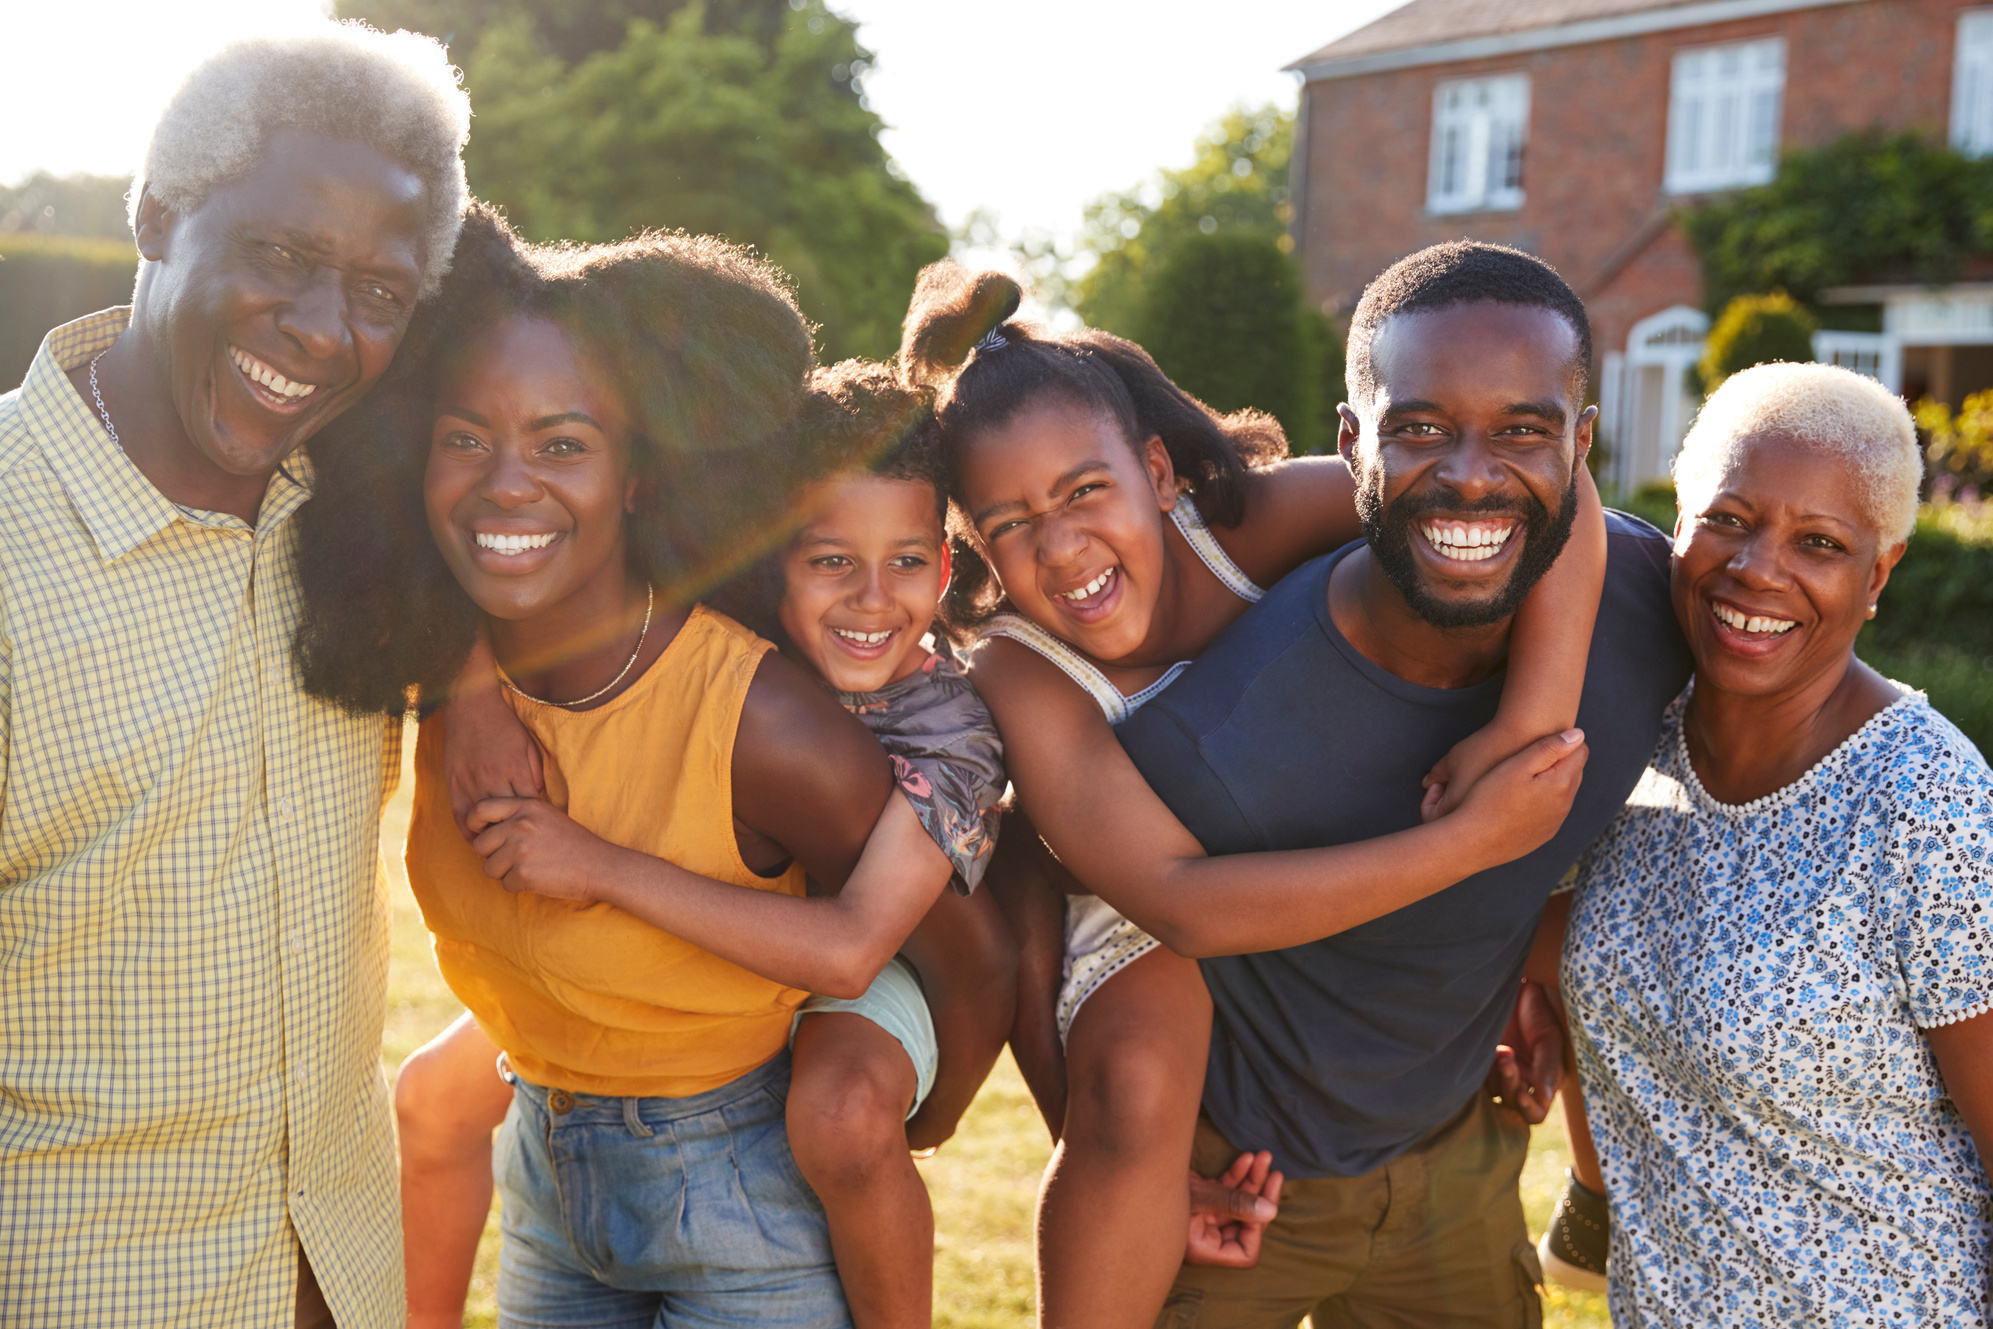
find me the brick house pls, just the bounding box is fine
[1286,0,1993,488]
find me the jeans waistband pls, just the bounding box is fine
[499,1048,791,1128]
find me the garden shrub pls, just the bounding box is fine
[0,233,137,389]
[1696,291,1815,394]
[1133,230,1330,453]
[1682,131,1993,314]
[1867,503,1993,662]
[1912,392,1993,498]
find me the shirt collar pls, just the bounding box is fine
[20,308,319,562]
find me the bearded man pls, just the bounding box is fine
[1119,241,1694,1328]
[0,24,469,1327]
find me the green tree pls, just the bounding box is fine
[340,0,945,361]
[1065,105,1340,452]
[1072,105,1297,336]
[1683,131,1993,314]
[1134,232,1328,450]
[339,0,788,64]
[1696,291,1816,392]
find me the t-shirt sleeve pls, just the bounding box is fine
[1884,738,1993,1028]
[887,744,1004,896]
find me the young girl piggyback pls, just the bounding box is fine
[394,358,1019,1329]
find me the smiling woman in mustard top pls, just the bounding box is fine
[294,207,892,1329]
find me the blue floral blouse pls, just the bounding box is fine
[1567,686,1993,1328]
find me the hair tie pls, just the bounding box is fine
[973,328,1009,354]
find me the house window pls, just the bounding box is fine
[1427,75,1529,214]
[1952,10,1993,155]
[1665,38,1785,194]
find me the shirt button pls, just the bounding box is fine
[290,934,304,957]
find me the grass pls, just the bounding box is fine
[377,726,1609,1328]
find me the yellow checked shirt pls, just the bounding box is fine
[0,311,403,1327]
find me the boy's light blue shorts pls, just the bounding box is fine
[790,955,938,1119]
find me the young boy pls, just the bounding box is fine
[396,361,1014,1329]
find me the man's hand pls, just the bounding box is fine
[1485,980,1563,1123]
[442,635,545,841]
[446,704,543,841]
[469,797,618,902]
[1185,1150,1284,1268]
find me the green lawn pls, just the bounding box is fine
[377,726,1610,1328]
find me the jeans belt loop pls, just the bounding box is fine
[622,1097,655,1138]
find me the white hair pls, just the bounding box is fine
[1673,361,1921,545]
[134,21,471,297]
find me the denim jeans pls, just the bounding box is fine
[494,1051,851,1329]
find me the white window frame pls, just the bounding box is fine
[1664,37,1785,194]
[1953,10,1993,156]
[1426,74,1530,214]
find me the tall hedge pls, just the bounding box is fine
[0,235,137,389]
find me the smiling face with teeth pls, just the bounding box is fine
[423,314,641,643]
[1671,432,1906,703]
[1339,302,1591,630]
[958,399,1182,664]
[776,473,948,693]
[115,130,427,501]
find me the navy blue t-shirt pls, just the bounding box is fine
[1117,512,1692,1179]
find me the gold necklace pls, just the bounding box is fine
[499,583,654,708]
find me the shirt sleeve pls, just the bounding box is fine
[1885,738,1993,1029]
[889,746,1003,896]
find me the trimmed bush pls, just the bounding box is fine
[1867,503,1993,662]
[1696,291,1815,394]
[1133,230,1329,453]
[0,234,137,389]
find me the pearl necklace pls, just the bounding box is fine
[499,583,654,708]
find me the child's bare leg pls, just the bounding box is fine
[900,886,1016,1150]
[981,807,1071,1136]
[1038,948,1211,1329]
[396,1012,514,1329]
[788,1012,931,1329]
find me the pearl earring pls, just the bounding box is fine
[1866,604,1878,619]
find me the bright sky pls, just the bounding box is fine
[0,0,1400,245]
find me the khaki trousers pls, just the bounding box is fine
[1156,1095,1542,1329]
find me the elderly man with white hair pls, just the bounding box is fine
[0,22,470,1328]
[1546,362,1993,1326]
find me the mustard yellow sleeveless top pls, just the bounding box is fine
[405,606,809,1098]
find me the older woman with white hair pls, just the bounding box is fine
[1559,362,1993,1326]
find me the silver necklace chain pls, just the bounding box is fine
[88,351,123,452]
[499,583,655,709]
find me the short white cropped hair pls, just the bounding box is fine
[134,21,471,296]
[1673,361,1921,544]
